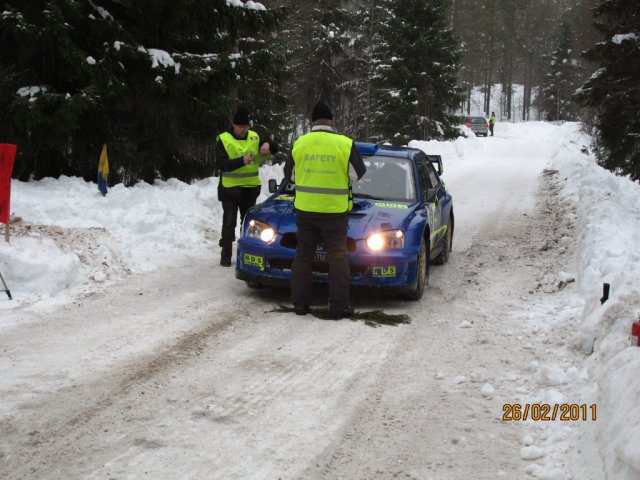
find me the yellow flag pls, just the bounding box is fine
[98,144,109,180]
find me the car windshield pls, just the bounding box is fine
[352,156,416,202]
[470,117,486,124]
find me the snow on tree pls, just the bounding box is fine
[576,0,640,181]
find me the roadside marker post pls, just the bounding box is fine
[0,270,11,300]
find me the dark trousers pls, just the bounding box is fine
[490,123,495,136]
[218,185,261,244]
[291,212,350,310]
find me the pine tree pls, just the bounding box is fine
[282,0,360,135]
[0,0,289,184]
[337,0,380,140]
[0,0,100,180]
[536,19,581,121]
[575,0,640,181]
[91,0,288,183]
[231,4,290,158]
[372,0,463,144]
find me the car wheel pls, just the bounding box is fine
[406,238,429,301]
[246,281,263,289]
[433,216,453,265]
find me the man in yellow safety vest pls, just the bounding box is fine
[216,106,279,266]
[283,102,366,319]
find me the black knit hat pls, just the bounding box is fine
[232,106,251,125]
[311,102,333,122]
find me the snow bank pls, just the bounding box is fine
[552,123,640,480]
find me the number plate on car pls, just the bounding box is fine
[313,252,327,262]
[314,244,327,262]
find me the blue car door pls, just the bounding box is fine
[417,155,447,248]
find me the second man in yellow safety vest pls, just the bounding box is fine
[216,106,279,266]
[283,102,366,319]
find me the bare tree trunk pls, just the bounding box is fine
[483,1,496,116]
[505,7,516,120]
[522,0,534,121]
[506,57,512,119]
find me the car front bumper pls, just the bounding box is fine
[235,239,420,292]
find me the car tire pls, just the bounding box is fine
[406,238,429,301]
[432,216,453,265]
[246,281,263,289]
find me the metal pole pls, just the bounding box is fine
[0,270,11,300]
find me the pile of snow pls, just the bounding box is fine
[0,165,283,309]
[552,124,640,480]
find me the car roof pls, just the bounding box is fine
[355,142,421,159]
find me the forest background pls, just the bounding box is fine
[0,0,638,185]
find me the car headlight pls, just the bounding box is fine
[366,230,404,251]
[247,219,276,243]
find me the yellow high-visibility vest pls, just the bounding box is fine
[292,131,353,213]
[217,130,261,188]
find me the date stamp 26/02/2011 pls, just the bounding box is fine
[502,403,596,421]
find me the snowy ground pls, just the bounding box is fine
[1,122,639,479]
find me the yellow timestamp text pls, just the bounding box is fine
[502,403,596,421]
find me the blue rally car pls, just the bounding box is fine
[235,143,454,300]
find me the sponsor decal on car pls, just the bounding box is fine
[244,253,265,271]
[372,265,397,278]
[373,202,409,209]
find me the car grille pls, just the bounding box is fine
[280,232,357,252]
[268,257,368,275]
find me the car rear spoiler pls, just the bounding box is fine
[355,142,379,156]
[426,154,444,175]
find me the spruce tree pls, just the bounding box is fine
[372,0,463,144]
[0,0,100,180]
[0,0,289,184]
[283,0,359,135]
[536,19,581,121]
[347,0,404,142]
[576,0,640,181]
[229,3,290,159]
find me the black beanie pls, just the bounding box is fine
[311,102,333,122]
[233,106,251,125]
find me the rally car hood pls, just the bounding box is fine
[348,199,418,237]
[253,195,418,239]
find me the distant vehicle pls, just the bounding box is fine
[465,116,489,137]
[235,143,454,300]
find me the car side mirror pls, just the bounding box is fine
[424,188,437,203]
[268,179,278,193]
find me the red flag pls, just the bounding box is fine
[0,144,17,224]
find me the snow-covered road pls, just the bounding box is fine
[0,125,607,479]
